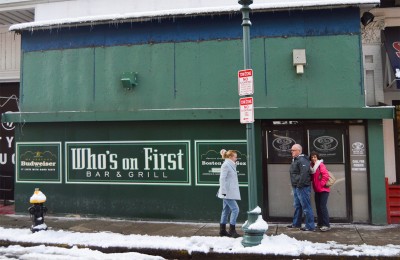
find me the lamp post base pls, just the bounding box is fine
[241,211,267,247]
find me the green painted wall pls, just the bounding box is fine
[264,36,364,108]
[367,120,388,224]
[22,49,95,111]
[15,15,385,223]
[14,120,267,221]
[21,35,363,113]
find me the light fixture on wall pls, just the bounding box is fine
[121,72,138,90]
[293,49,306,74]
[361,11,375,26]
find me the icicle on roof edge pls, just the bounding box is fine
[9,0,379,31]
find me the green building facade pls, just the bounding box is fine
[4,6,393,224]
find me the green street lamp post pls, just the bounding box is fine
[238,0,268,247]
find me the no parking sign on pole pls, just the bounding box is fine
[238,69,254,96]
[239,97,254,124]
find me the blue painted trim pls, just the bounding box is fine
[22,8,361,52]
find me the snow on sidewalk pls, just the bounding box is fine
[0,244,164,260]
[1,227,400,258]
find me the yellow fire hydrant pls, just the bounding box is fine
[28,188,48,232]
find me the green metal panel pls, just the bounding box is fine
[22,49,95,111]
[263,37,308,107]
[367,120,387,224]
[19,35,365,114]
[174,40,245,107]
[264,35,364,108]
[94,44,175,110]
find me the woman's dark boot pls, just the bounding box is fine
[228,225,241,238]
[219,224,230,237]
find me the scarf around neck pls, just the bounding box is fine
[310,159,323,174]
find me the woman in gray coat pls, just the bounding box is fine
[217,149,241,238]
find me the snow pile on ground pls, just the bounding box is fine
[0,244,163,260]
[0,227,400,258]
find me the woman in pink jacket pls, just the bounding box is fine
[310,151,331,232]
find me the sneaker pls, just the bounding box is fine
[286,224,301,229]
[320,226,331,232]
[300,227,315,232]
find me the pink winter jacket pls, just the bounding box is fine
[311,160,331,193]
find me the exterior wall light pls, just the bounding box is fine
[121,72,138,90]
[361,12,375,26]
[293,49,306,74]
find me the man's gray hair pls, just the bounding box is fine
[293,144,302,153]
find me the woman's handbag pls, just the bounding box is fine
[325,171,336,187]
[319,167,336,187]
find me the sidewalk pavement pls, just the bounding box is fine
[1,212,400,259]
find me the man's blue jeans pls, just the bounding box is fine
[292,186,315,230]
[220,199,239,225]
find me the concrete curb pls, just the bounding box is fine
[0,239,399,259]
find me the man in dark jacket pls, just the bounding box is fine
[287,144,315,231]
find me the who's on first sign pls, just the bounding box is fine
[238,69,254,96]
[240,97,254,124]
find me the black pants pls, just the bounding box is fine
[315,191,330,227]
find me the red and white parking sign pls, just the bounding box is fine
[239,97,254,124]
[238,69,254,96]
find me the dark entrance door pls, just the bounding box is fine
[262,120,351,223]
